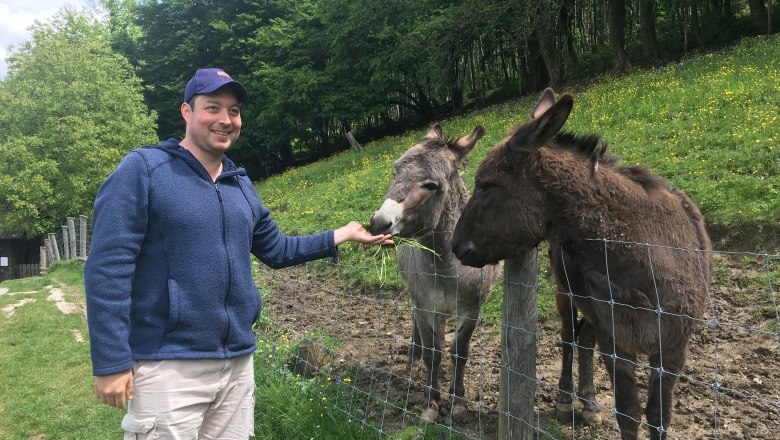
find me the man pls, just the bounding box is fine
[84,67,392,439]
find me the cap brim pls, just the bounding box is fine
[193,81,249,103]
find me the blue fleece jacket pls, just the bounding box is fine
[84,139,337,376]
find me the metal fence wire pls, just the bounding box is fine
[258,240,779,440]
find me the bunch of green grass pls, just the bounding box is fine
[371,236,439,286]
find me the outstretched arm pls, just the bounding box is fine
[334,221,393,246]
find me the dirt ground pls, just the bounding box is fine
[259,252,779,440]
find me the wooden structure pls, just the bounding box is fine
[0,230,41,282]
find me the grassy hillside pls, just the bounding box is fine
[258,34,780,291]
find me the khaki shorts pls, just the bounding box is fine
[121,354,255,440]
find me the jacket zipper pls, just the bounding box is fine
[215,182,233,355]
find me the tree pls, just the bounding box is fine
[747,0,769,31]
[534,0,568,85]
[0,9,157,237]
[639,0,660,62]
[607,0,632,72]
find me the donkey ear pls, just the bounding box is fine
[423,123,444,140]
[531,88,557,120]
[509,93,574,153]
[454,125,485,153]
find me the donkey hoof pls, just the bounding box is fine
[450,403,468,419]
[556,402,574,423]
[421,403,440,422]
[581,409,602,425]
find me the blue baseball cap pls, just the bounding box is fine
[184,68,249,103]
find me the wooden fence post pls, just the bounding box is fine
[498,249,538,440]
[67,217,77,259]
[48,233,61,262]
[62,225,70,260]
[79,215,88,260]
[39,246,48,275]
[45,238,53,265]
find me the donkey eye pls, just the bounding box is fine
[422,182,439,191]
[474,183,491,194]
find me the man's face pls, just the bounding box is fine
[181,88,242,157]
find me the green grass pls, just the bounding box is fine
[0,261,124,439]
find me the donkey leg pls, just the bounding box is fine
[555,291,577,423]
[646,347,687,440]
[417,310,445,421]
[448,313,479,418]
[599,336,641,440]
[407,313,422,368]
[577,320,602,425]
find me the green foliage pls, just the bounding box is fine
[0,9,157,236]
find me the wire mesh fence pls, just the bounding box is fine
[258,240,780,440]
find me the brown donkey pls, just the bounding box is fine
[451,88,712,440]
[368,124,501,421]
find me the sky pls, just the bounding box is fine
[0,0,96,79]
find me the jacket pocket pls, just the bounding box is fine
[121,413,158,440]
[165,278,181,333]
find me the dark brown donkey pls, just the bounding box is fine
[368,124,501,422]
[451,88,712,440]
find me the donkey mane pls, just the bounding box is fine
[555,131,610,164]
[554,131,667,193]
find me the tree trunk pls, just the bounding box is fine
[561,2,579,65]
[747,0,768,30]
[640,0,659,62]
[535,13,564,85]
[607,0,632,72]
[721,0,734,17]
[691,1,705,47]
[683,0,705,50]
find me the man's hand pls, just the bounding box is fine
[334,221,393,246]
[95,370,134,409]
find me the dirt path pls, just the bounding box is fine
[258,253,779,439]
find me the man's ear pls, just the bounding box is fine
[181,101,193,124]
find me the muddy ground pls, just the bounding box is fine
[258,252,779,439]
